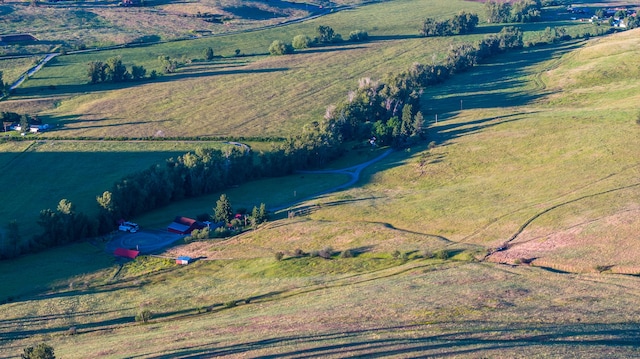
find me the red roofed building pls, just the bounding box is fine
[167,216,206,235]
[114,247,139,259]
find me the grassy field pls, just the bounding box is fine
[1,0,640,357]
[4,0,488,137]
[0,140,244,239]
[1,28,639,358]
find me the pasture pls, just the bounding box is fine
[0,0,639,357]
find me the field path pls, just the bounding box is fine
[272,149,393,212]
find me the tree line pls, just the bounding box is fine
[87,56,152,84]
[484,0,542,23]
[420,11,479,37]
[269,25,369,55]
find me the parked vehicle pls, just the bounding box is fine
[119,221,139,233]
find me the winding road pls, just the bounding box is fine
[273,149,393,212]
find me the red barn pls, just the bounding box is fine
[167,216,206,235]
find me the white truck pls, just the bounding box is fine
[118,221,139,233]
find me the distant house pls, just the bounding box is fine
[167,216,206,235]
[176,256,192,265]
[119,0,142,6]
[29,124,50,133]
[114,247,139,259]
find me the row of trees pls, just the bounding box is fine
[87,56,150,84]
[322,27,523,149]
[96,146,254,231]
[484,0,542,23]
[270,25,369,55]
[420,11,479,37]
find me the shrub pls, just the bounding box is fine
[292,34,312,49]
[309,250,319,258]
[318,247,334,259]
[67,326,77,336]
[423,250,434,259]
[269,40,294,55]
[224,300,237,308]
[392,250,401,259]
[135,309,153,323]
[21,343,55,359]
[349,30,369,42]
[434,249,449,260]
[340,249,354,258]
[274,251,284,261]
[294,248,305,257]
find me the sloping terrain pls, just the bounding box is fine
[1,29,639,358]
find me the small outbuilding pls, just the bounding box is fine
[176,256,192,265]
[114,247,139,259]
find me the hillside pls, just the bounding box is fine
[0,25,639,358]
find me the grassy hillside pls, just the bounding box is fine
[0,26,639,358]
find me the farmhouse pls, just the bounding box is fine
[167,216,206,235]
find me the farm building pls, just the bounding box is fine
[167,216,206,235]
[176,256,192,265]
[0,33,38,44]
[114,247,139,259]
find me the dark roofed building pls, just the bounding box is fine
[167,216,206,235]
[0,33,38,44]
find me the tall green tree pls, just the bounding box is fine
[158,56,178,73]
[316,25,336,43]
[214,194,233,224]
[131,65,146,80]
[19,114,29,133]
[204,47,214,60]
[87,61,105,84]
[105,56,130,82]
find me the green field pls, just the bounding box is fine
[1,0,640,357]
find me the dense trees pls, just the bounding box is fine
[485,0,541,23]
[324,27,523,148]
[421,11,479,37]
[35,199,93,249]
[87,56,146,84]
